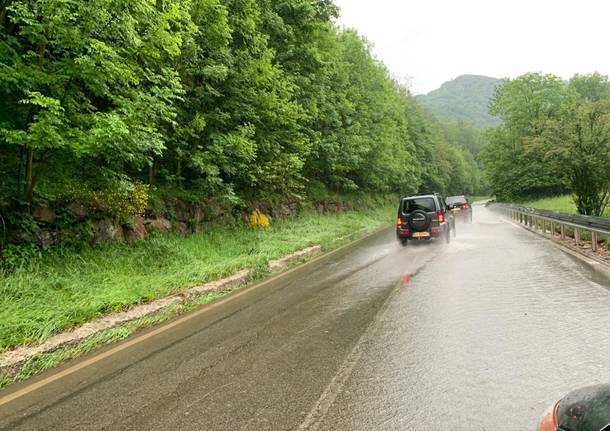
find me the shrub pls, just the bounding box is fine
[1,243,41,270]
[249,209,270,230]
[69,182,149,221]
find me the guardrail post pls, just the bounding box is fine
[505,206,610,250]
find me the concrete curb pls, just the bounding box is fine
[268,246,322,271]
[0,242,329,375]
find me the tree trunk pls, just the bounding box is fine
[148,161,155,186]
[21,26,48,205]
[27,155,47,205]
[16,147,24,196]
[24,148,34,203]
[0,6,7,30]
[37,28,48,68]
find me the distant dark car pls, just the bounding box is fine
[396,193,455,247]
[446,195,472,223]
[539,384,610,431]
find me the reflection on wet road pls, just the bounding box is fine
[317,207,610,430]
[1,205,610,430]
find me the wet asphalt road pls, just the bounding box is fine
[2,205,610,430]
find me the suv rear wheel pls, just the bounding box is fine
[408,209,431,232]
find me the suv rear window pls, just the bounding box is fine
[446,196,468,205]
[403,197,435,213]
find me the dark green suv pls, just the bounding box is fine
[395,193,455,247]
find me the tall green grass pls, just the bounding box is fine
[521,195,610,218]
[520,195,610,247]
[0,207,392,353]
[467,195,493,203]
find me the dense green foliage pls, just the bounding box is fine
[482,72,610,216]
[0,0,483,241]
[438,118,486,194]
[417,75,504,129]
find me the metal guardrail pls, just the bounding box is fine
[490,203,610,252]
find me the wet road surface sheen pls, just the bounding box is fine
[1,206,610,430]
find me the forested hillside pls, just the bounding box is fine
[0,0,483,248]
[418,75,504,128]
[482,72,610,216]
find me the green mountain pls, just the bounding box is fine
[417,75,504,128]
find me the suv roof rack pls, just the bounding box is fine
[401,192,440,199]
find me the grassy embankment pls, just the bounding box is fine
[0,207,393,356]
[467,195,493,203]
[521,195,610,218]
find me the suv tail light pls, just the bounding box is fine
[437,210,445,224]
[396,216,403,226]
[462,204,470,209]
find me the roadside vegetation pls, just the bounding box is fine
[0,0,488,365]
[0,0,485,254]
[521,195,610,219]
[467,195,493,203]
[0,205,393,353]
[0,286,233,389]
[482,72,610,217]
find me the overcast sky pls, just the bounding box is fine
[334,0,610,94]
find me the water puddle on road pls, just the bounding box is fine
[311,208,610,430]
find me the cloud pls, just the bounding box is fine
[334,0,610,94]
